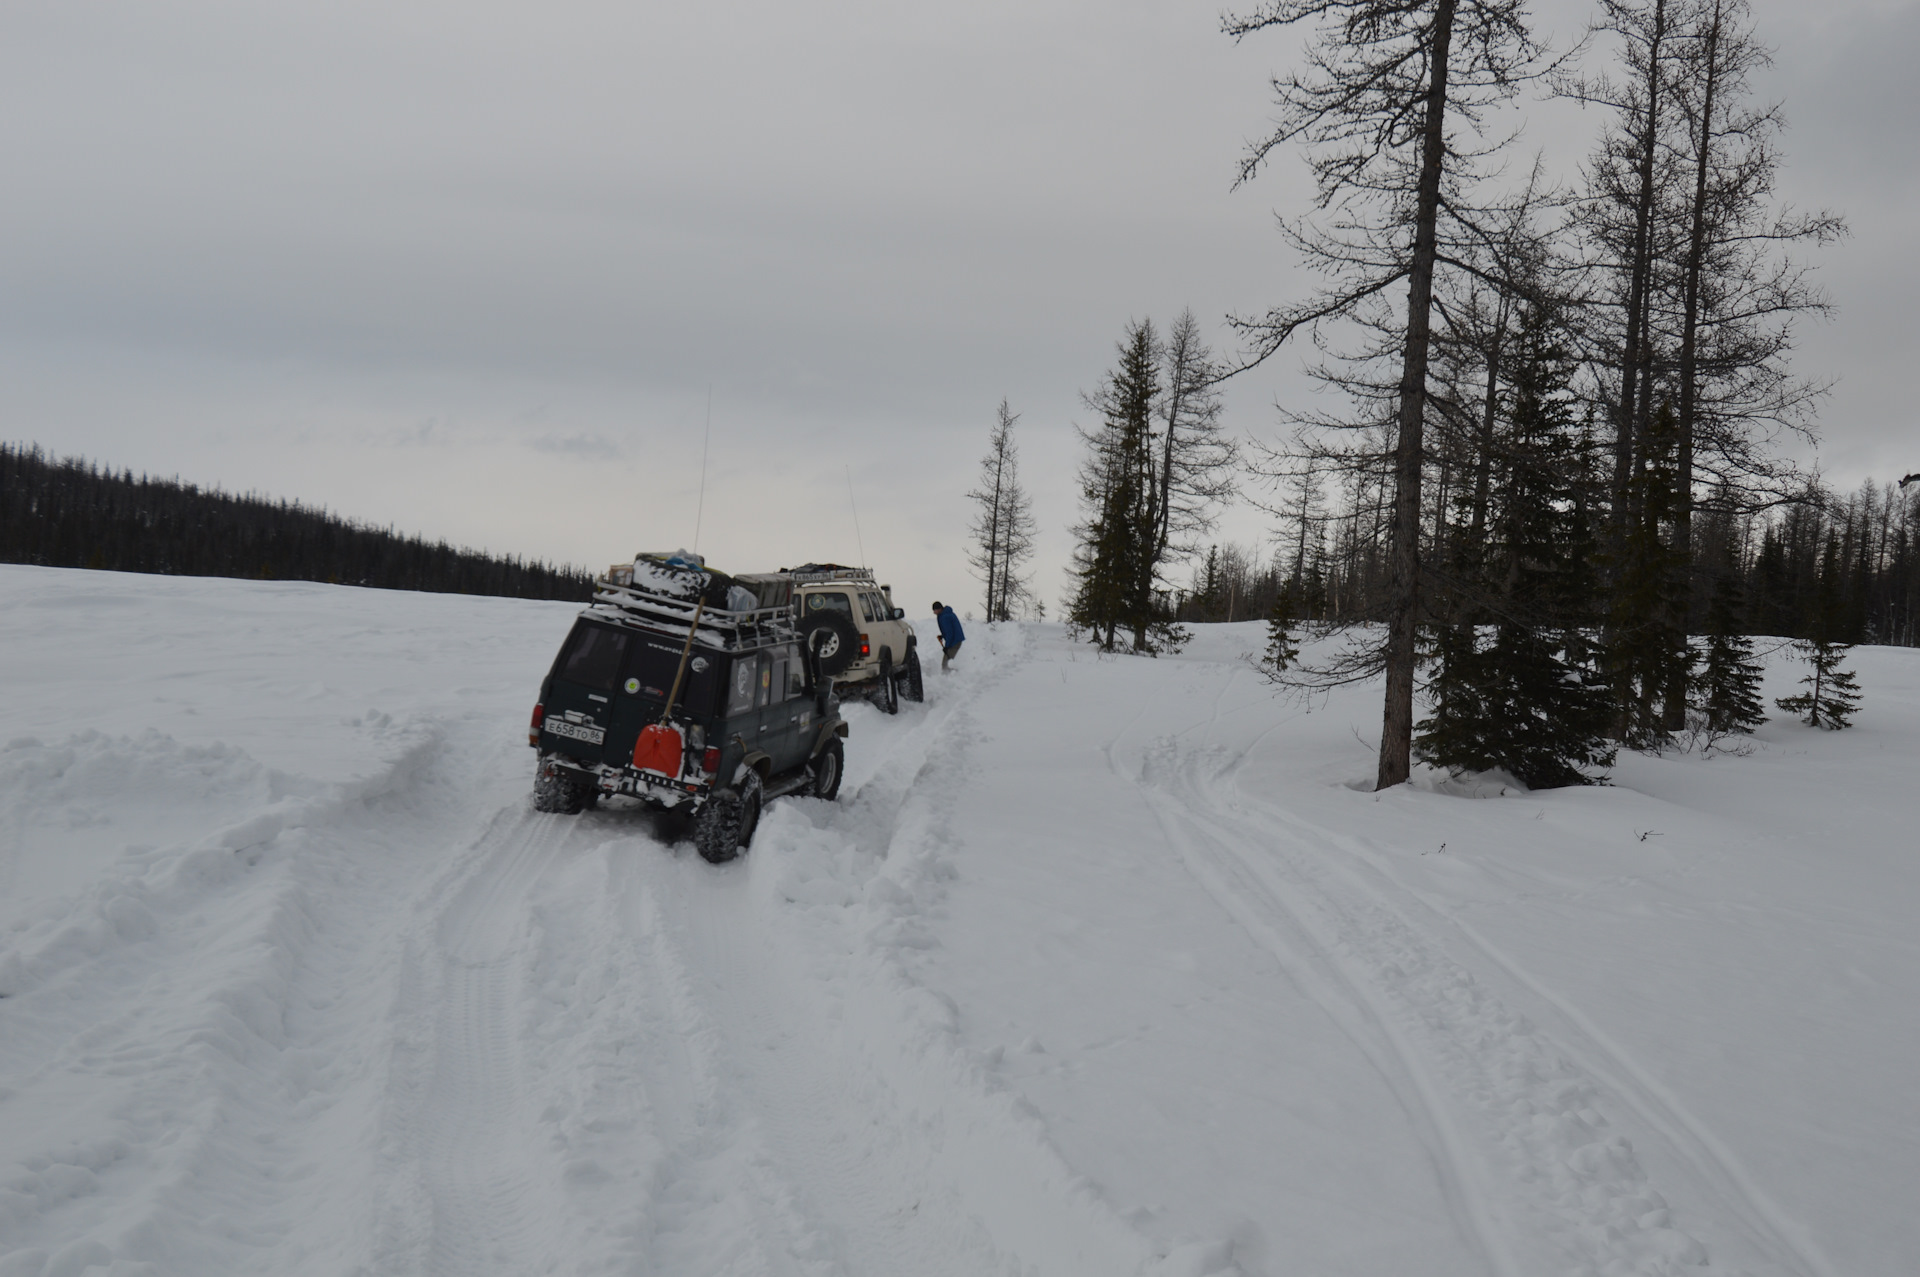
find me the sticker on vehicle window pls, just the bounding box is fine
[624,677,640,694]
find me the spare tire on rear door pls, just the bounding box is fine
[800,608,860,676]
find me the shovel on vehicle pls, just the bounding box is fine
[633,598,704,777]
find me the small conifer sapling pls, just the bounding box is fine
[1693,575,1766,734]
[1262,581,1301,677]
[1775,640,1862,730]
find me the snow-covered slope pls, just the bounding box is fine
[2,564,1915,1277]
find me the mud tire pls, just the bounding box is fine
[901,647,925,703]
[533,762,589,814]
[694,771,764,863]
[809,737,844,801]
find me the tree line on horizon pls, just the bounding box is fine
[962,0,1903,790]
[0,442,595,602]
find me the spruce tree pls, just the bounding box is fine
[1775,640,1861,729]
[1416,304,1614,788]
[1066,319,1191,654]
[1261,580,1301,676]
[1775,534,1864,728]
[1693,573,1766,733]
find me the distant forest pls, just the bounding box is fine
[1171,474,1920,651]
[1,443,594,602]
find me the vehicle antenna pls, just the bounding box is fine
[845,464,867,567]
[694,385,712,553]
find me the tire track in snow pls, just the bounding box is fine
[418,827,562,1275]
[622,624,1179,1277]
[1217,785,1839,1277]
[1125,749,1523,1277]
[1144,735,1790,1276]
[371,805,588,1277]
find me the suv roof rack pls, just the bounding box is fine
[773,564,881,587]
[588,578,796,651]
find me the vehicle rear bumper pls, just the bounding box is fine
[541,753,715,809]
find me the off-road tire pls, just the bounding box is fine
[532,762,588,814]
[801,609,861,677]
[900,647,925,703]
[877,649,899,715]
[694,771,764,863]
[809,737,844,801]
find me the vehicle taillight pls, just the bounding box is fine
[859,634,870,657]
[702,747,720,774]
[529,703,544,746]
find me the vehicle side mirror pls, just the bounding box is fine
[889,607,904,620]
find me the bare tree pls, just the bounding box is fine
[1225,0,1556,788]
[1144,310,1238,622]
[966,398,1038,623]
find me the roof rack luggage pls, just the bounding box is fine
[591,552,794,650]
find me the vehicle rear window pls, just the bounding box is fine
[805,592,852,615]
[626,636,720,713]
[558,623,631,691]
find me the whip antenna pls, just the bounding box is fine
[694,385,712,552]
[845,465,867,567]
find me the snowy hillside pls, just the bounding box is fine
[2,564,1916,1277]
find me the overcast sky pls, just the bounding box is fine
[3,0,1913,616]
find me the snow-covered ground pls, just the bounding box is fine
[2,563,1916,1277]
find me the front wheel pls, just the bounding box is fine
[900,647,924,703]
[694,770,764,863]
[809,737,844,801]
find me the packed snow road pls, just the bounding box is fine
[3,565,1917,1276]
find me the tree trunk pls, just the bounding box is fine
[1669,0,1724,728]
[1609,0,1669,578]
[1377,0,1457,790]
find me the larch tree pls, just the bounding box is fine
[966,399,1038,622]
[1225,0,1555,789]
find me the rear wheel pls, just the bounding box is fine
[877,649,899,714]
[809,737,844,801]
[694,770,764,862]
[901,647,925,703]
[532,761,589,814]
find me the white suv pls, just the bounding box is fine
[735,565,923,714]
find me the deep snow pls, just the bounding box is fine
[1,564,1916,1277]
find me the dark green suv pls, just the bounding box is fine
[528,556,847,862]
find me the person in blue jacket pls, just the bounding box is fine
[931,601,965,672]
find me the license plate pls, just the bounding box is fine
[546,719,605,744]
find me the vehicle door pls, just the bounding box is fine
[763,644,812,774]
[540,620,631,767]
[607,633,719,772]
[862,590,900,662]
[719,650,766,782]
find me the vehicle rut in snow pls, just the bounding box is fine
[367,623,1174,1277]
[613,623,1172,1277]
[1209,773,1840,1277]
[1133,733,1816,1277]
